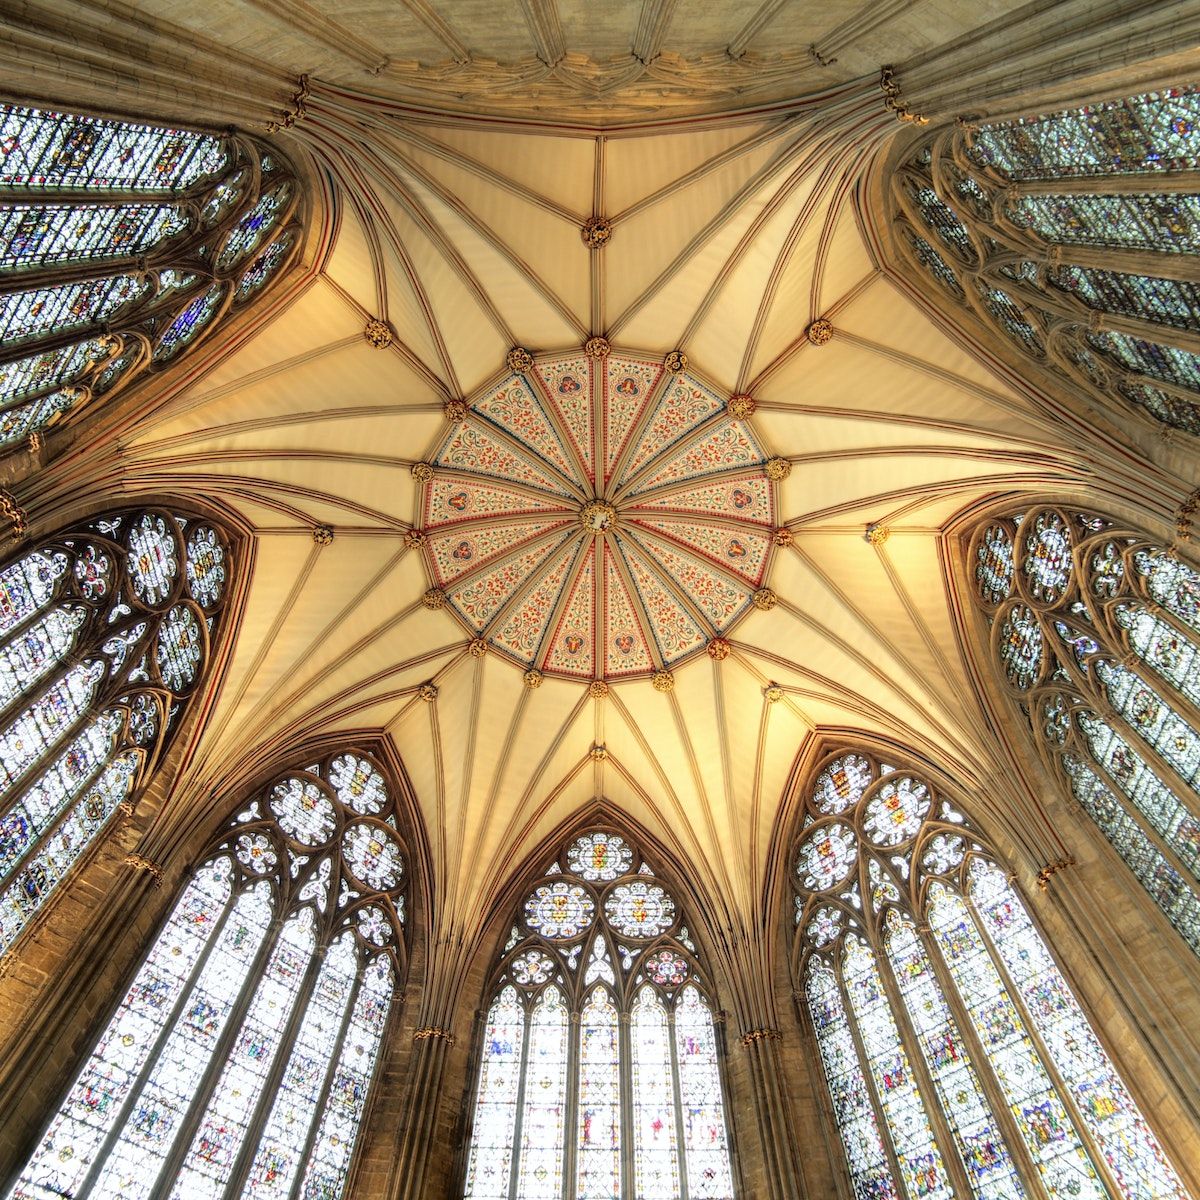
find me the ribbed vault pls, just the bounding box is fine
[19,76,1172,976]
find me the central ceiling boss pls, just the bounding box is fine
[408,343,791,684]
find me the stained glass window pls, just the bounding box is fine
[892,85,1200,437]
[463,829,734,1199]
[6,749,407,1200]
[0,102,301,448]
[0,509,233,953]
[792,748,1190,1200]
[971,508,1200,958]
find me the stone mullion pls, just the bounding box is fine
[0,647,130,824]
[1040,242,1200,285]
[1050,713,1200,900]
[992,169,1200,198]
[70,877,243,1200]
[917,896,1054,1200]
[960,883,1136,1200]
[666,1003,690,1198]
[870,921,976,1200]
[218,942,332,1200]
[1073,655,1200,825]
[618,1008,635,1200]
[832,949,911,1200]
[0,271,216,369]
[507,1003,535,1198]
[141,912,289,1200]
[975,261,1200,359]
[281,957,367,1200]
[561,1004,583,1200]
[1095,592,1200,736]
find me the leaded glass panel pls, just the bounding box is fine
[0,102,300,447]
[463,828,734,1199]
[970,509,1200,958]
[893,85,1200,437]
[0,509,233,953]
[792,747,1191,1200]
[5,749,408,1200]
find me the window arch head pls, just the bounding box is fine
[463,827,735,1200]
[0,102,302,449]
[7,747,408,1200]
[790,747,1190,1200]
[968,506,1200,959]
[0,506,235,954]
[889,85,1200,438]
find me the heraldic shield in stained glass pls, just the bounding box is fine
[418,350,784,681]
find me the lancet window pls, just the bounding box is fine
[891,86,1200,437]
[0,508,232,954]
[6,749,407,1200]
[970,508,1200,957]
[0,102,300,448]
[791,749,1190,1200]
[463,829,734,1200]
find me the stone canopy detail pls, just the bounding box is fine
[419,350,781,680]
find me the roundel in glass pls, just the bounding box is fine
[999,603,1044,689]
[863,777,931,846]
[185,525,226,607]
[525,881,595,939]
[328,753,388,814]
[421,350,782,681]
[269,777,337,845]
[342,821,405,890]
[1022,511,1073,603]
[566,831,633,880]
[812,754,873,814]
[796,822,858,891]
[127,513,178,604]
[604,881,675,938]
[975,522,1014,604]
[644,948,689,986]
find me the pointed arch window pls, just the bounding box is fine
[5,749,407,1200]
[791,749,1190,1200]
[891,86,1200,437]
[0,508,234,953]
[463,829,735,1200]
[969,508,1200,957]
[0,102,301,448]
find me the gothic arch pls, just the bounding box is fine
[0,737,422,1200]
[0,98,308,464]
[786,740,1199,1200]
[454,814,743,1200]
[879,86,1200,446]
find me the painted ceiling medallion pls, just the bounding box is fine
[419,348,781,680]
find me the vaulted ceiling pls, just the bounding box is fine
[15,0,1183,948]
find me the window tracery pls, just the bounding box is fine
[890,87,1200,437]
[5,749,407,1200]
[0,508,233,954]
[791,749,1189,1200]
[463,829,734,1200]
[0,102,301,449]
[969,508,1200,958]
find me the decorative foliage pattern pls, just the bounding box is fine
[0,509,231,954]
[970,509,1200,957]
[423,351,780,680]
[791,748,1188,1200]
[893,86,1200,436]
[463,829,733,1199]
[7,750,407,1200]
[0,103,300,448]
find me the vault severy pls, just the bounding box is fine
[416,348,785,681]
